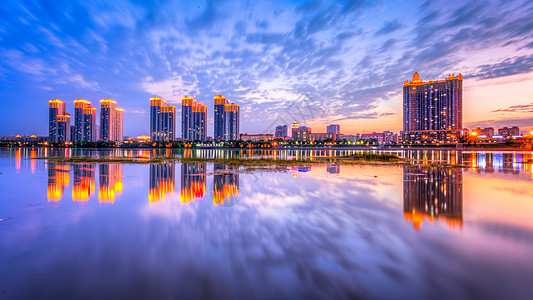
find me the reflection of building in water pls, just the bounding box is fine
[180,163,206,203]
[469,152,524,174]
[15,148,21,170]
[403,167,463,230]
[98,164,123,203]
[72,164,95,202]
[327,164,340,174]
[213,164,239,206]
[149,162,176,203]
[290,167,311,178]
[47,162,70,202]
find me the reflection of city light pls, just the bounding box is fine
[73,164,95,202]
[30,148,36,173]
[149,163,175,203]
[180,181,205,203]
[99,164,122,204]
[213,165,239,206]
[180,163,206,203]
[47,163,70,202]
[15,148,21,170]
[403,167,463,230]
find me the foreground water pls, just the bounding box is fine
[1,148,532,299]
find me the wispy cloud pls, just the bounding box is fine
[1,0,533,135]
[492,103,533,113]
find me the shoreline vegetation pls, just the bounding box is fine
[2,144,531,152]
[33,153,466,168]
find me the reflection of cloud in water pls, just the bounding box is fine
[7,157,533,299]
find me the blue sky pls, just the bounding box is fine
[1,0,533,137]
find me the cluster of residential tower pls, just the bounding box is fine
[49,99,123,143]
[149,95,240,142]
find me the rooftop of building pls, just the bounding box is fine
[403,72,463,87]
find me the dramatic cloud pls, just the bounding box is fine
[1,0,533,136]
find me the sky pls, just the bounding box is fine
[1,0,533,137]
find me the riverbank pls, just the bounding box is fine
[5,145,531,152]
[33,153,467,169]
[35,153,403,166]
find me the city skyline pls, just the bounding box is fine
[1,0,533,137]
[39,91,531,142]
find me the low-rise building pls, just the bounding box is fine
[241,134,274,142]
[498,126,520,137]
[402,130,462,144]
[339,134,360,143]
[310,133,336,141]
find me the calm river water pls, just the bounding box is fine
[1,148,532,299]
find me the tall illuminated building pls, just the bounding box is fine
[150,97,164,141]
[115,108,124,142]
[74,99,91,142]
[213,95,240,141]
[225,103,240,140]
[57,114,71,142]
[149,97,176,142]
[82,107,97,142]
[49,99,65,142]
[403,72,463,142]
[100,99,124,142]
[214,95,227,141]
[182,96,207,141]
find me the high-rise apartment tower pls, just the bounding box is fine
[182,96,207,141]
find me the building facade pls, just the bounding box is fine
[275,125,288,137]
[74,99,92,142]
[160,105,176,142]
[224,103,240,141]
[82,107,97,142]
[182,96,207,141]
[403,72,463,143]
[241,134,274,142]
[214,95,227,141]
[326,124,340,134]
[49,99,66,142]
[150,97,176,142]
[57,114,71,142]
[498,126,520,137]
[100,99,123,142]
[291,122,312,141]
[214,95,240,141]
[310,133,336,141]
